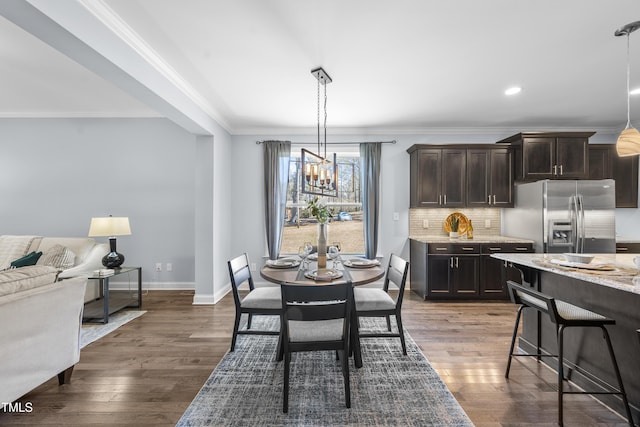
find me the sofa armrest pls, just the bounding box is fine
[0,277,87,403]
[57,243,109,279]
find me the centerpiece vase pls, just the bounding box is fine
[317,222,328,268]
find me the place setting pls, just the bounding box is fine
[343,258,381,269]
[264,258,300,269]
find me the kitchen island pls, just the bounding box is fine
[491,252,640,422]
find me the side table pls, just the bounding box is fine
[83,267,142,324]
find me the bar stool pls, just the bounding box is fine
[505,281,634,427]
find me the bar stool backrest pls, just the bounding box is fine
[506,281,561,325]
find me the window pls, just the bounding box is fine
[281,146,364,254]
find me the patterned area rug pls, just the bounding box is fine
[80,310,145,348]
[177,317,473,426]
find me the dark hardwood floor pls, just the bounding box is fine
[0,290,632,426]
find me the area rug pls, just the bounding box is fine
[176,317,473,426]
[80,310,145,348]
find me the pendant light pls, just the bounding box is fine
[615,21,640,157]
[301,67,338,197]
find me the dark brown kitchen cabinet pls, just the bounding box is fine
[589,144,638,208]
[616,242,640,253]
[498,132,594,181]
[480,243,534,299]
[409,147,466,208]
[466,147,513,207]
[410,240,479,299]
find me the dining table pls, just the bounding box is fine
[260,254,385,368]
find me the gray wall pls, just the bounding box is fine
[0,118,197,287]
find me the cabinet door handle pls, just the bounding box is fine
[439,195,442,205]
[461,247,475,251]
[455,257,459,268]
[488,195,492,204]
[515,247,529,251]
[443,194,447,205]
[617,247,628,251]
[449,257,454,268]
[489,247,502,251]
[559,165,563,175]
[493,195,496,205]
[435,247,448,251]
[553,165,557,175]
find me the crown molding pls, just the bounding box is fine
[77,0,231,132]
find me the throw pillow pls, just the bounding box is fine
[10,251,43,268]
[37,244,75,269]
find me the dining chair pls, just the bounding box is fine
[353,253,409,355]
[228,253,282,352]
[280,282,352,413]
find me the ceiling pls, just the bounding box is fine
[1,0,640,135]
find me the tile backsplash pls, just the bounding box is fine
[409,208,501,237]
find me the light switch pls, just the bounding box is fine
[422,219,429,228]
[485,219,491,228]
[393,212,400,221]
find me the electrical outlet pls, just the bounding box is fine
[422,219,429,228]
[166,263,172,272]
[484,219,491,229]
[250,262,257,272]
[155,263,162,272]
[392,212,399,221]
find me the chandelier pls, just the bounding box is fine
[301,67,338,197]
[615,21,640,157]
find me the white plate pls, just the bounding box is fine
[304,268,343,281]
[307,253,338,261]
[266,258,300,269]
[343,258,380,268]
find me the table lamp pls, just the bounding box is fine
[88,215,131,268]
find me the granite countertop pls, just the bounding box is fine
[409,235,535,244]
[491,252,640,295]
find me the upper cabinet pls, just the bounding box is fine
[497,132,594,181]
[409,147,466,208]
[589,144,639,208]
[408,144,513,208]
[466,147,513,207]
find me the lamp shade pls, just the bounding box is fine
[88,217,131,237]
[616,128,640,157]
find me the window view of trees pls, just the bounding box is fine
[282,150,364,254]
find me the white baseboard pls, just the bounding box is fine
[108,281,195,290]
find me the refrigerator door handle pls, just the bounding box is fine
[577,194,586,253]
[569,195,579,252]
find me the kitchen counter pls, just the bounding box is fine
[409,235,534,244]
[492,252,640,420]
[491,252,640,295]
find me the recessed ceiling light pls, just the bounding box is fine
[630,88,640,95]
[505,86,522,96]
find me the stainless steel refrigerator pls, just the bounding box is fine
[502,179,616,254]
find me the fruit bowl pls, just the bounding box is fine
[563,253,595,264]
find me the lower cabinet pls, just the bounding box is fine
[410,239,533,300]
[480,244,534,299]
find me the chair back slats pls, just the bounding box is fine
[384,254,409,304]
[281,283,352,332]
[228,253,255,295]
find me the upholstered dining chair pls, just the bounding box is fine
[353,253,409,355]
[227,253,282,352]
[280,282,352,413]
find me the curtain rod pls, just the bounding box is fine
[256,140,396,145]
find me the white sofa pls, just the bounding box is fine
[0,235,109,302]
[0,266,87,403]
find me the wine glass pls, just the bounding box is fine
[328,245,340,269]
[303,242,313,269]
[298,246,308,270]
